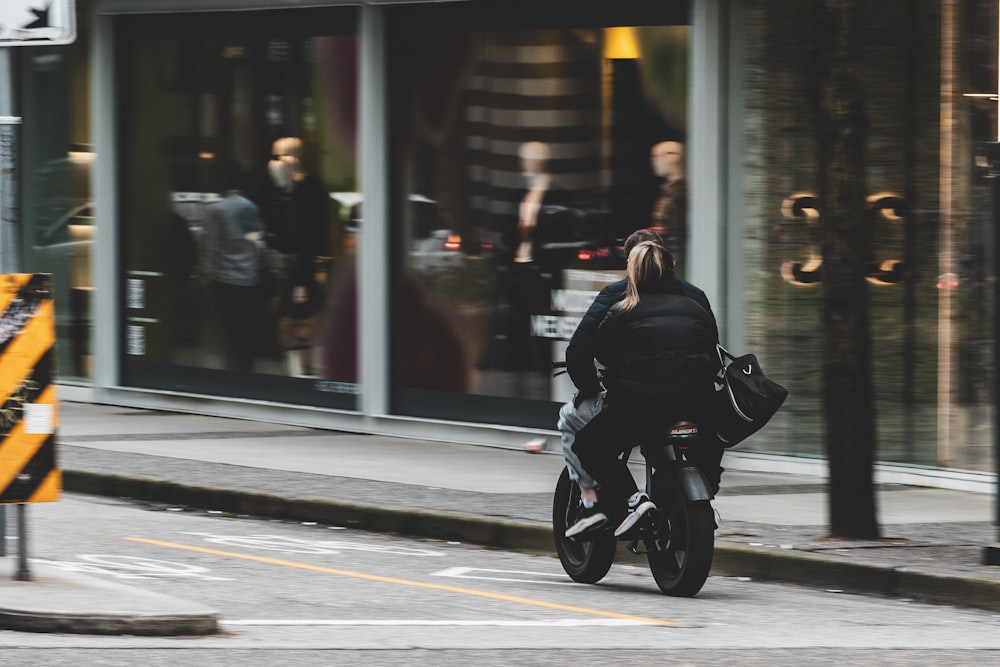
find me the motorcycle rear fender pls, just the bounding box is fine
[670,464,715,501]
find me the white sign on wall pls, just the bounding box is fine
[0,1,76,46]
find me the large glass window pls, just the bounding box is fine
[742,0,996,472]
[389,1,690,427]
[19,0,94,381]
[117,9,359,408]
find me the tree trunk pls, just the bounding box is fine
[810,0,880,539]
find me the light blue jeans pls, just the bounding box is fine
[557,390,606,489]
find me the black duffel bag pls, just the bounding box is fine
[713,344,788,447]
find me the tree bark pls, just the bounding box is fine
[810,0,880,539]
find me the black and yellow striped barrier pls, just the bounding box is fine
[0,274,60,504]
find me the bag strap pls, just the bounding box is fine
[717,343,735,366]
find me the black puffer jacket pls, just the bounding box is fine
[595,278,718,395]
[565,277,716,398]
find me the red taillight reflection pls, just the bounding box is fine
[578,247,611,261]
[444,234,461,251]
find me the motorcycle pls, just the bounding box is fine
[552,419,717,597]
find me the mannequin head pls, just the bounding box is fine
[519,141,551,179]
[651,141,684,182]
[269,136,304,190]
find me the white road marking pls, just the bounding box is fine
[222,619,652,627]
[32,555,232,581]
[130,537,683,627]
[181,531,446,557]
[432,566,577,586]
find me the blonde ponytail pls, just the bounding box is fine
[616,241,674,314]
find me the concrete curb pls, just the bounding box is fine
[711,543,1000,613]
[0,608,218,636]
[0,560,219,636]
[63,470,556,553]
[896,569,1000,611]
[64,471,1000,613]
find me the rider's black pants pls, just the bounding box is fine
[571,392,671,518]
[572,389,725,514]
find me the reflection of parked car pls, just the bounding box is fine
[532,206,627,272]
[30,200,96,377]
[411,228,464,270]
[335,192,465,270]
[31,202,95,284]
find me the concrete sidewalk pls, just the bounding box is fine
[2,400,999,635]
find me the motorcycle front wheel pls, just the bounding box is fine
[552,467,617,584]
[645,468,715,597]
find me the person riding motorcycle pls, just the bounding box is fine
[558,229,719,514]
[565,240,721,538]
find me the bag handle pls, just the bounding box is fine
[717,343,735,367]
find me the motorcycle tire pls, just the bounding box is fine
[552,467,617,584]
[645,467,715,597]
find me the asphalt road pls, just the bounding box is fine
[2,493,999,666]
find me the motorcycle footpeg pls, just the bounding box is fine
[627,539,648,555]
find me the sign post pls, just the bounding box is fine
[0,2,75,577]
[0,274,61,580]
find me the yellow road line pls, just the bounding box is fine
[127,536,680,627]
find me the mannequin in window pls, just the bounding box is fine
[495,141,572,373]
[649,140,687,273]
[264,136,331,376]
[513,141,569,264]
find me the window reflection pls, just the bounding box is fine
[119,23,359,406]
[19,2,95,381]
[394,25,690,417]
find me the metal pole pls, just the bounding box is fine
[1,48,22,274]
[15,504,30,580]
[994,142,1000,548]
[3,49,29,579]
[985,142,1000,566]
[1,48,17,562]
[0,48,14,562]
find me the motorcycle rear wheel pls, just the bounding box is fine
[552,467,617,584]
[645,468,715,597]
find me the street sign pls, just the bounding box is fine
[0,274,60,504]
[0,1,76,46]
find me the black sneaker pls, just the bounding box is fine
[565,504,608,538]
[613,492,657,537]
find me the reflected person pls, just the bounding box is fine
[649,140,687,271]
[204,188,264,372]
[263,136,332,376]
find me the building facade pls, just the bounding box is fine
[3,0,996,486]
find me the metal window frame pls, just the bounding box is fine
[95,0,470,12]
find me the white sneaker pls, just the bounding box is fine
[565,505,608,538]
[613,493,656,537]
